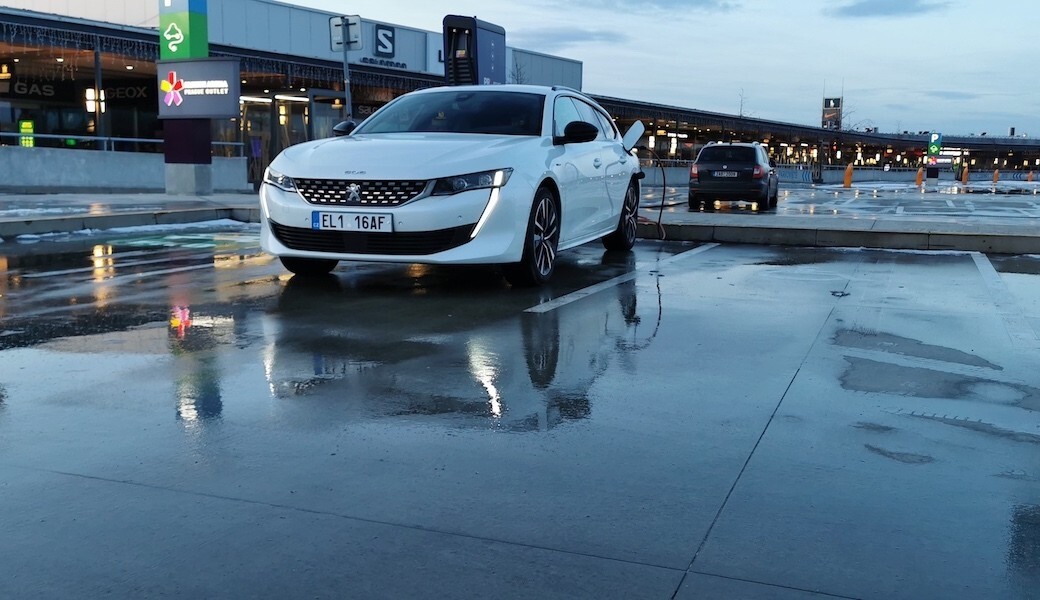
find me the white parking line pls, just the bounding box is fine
[970,252,1040,349]
[524,243,719,314]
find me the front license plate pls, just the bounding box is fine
[312,211,393,233]
[713,171,738,178]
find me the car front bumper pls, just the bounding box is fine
[259,180,534,265]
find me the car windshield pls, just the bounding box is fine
[355,91,545,136]
[698,146,757,162]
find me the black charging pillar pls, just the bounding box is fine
[443,15,506,86]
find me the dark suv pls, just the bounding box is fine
[689,142,779,210]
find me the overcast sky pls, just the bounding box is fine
[292,0,1035,137]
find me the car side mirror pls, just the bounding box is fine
[332,120,357,137]
[554,121,599,145]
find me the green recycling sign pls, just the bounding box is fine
[159,0,209,60]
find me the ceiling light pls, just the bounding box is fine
[55,57,64,63]
[125,65,134,70]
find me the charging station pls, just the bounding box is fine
[442,15,506,85]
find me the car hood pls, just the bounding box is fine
[271,133,547,180]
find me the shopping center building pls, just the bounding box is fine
[0,0,581,191]
[1,0,1038,192]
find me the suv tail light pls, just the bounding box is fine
[752,165,765,179]
[690,163,699,181]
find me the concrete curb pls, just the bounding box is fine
[636,220,1040,254]
[0,208,262,238]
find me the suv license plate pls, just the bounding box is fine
[713,171,738,177]
[312,211,393,233]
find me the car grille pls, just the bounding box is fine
[294,179,428,207]
[270,221,475,256]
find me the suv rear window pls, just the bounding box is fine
[698,146,757,162]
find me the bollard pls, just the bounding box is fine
[961,165,969,184]
[915,167,924,186]
[843,163,853,188]
[1029,171,1035,183]
[993,169,1000,183]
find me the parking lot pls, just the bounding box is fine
[1,231,1038,599]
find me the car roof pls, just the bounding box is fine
[704,141,761,147]
[407,84,602,105]
[410,84,554,96]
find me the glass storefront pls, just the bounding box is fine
[0,13,442,186]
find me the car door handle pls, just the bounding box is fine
[593,158,602,168]
[619,156,628,164]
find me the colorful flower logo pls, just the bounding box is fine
[160,71,184,107]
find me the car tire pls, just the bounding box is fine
[503,186,560,287]
[756,191,772,212]
[280,256,338,276]
[602,181,639,251]
[688,194,700,210]
[770,186,779,208]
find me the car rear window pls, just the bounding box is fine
[698,146,757,162]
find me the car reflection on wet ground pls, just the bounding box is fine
[0,229,1038,599]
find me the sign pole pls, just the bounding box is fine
[341,16,354,120]
[159,0,213,195]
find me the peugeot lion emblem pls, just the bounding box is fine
[347,183,362,203]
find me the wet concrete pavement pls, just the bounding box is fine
[1,236,1038,599]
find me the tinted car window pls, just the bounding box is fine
[698,146,757,162]
[553,97,582,137]
[356,91,544,135]
[572,99,610,141]
[592,109,618,140]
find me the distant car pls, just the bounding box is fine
[259,84,646,286]
[688,141,779,211]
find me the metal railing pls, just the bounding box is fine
[0,131,244,156]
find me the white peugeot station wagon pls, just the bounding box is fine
[259,84,646,286]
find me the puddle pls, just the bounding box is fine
[907,413,1040,445]
[989,255,1040,276]
[834,329,1001,370]
[864,444,934,464]
[1008,505,1040,579]
[853,421,896,433]
[840,357,1040,410]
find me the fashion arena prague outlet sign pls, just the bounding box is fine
[155,58,240,120]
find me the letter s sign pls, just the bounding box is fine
[375,25,395,58]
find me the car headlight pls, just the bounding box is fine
[263,167,297,192]
[431,168,512,196]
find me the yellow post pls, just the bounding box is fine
[961,165,969,184]
[843,163,853,188]
[993,169,1000,183]
[915,167,924,186]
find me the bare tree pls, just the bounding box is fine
[510,61,527,85]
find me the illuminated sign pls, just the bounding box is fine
[822,97,842,131]
[927,132,943,157]
[0,62,12,80]
[159,0,208,60]
[156,58,240,119]
[18,119,33,147]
